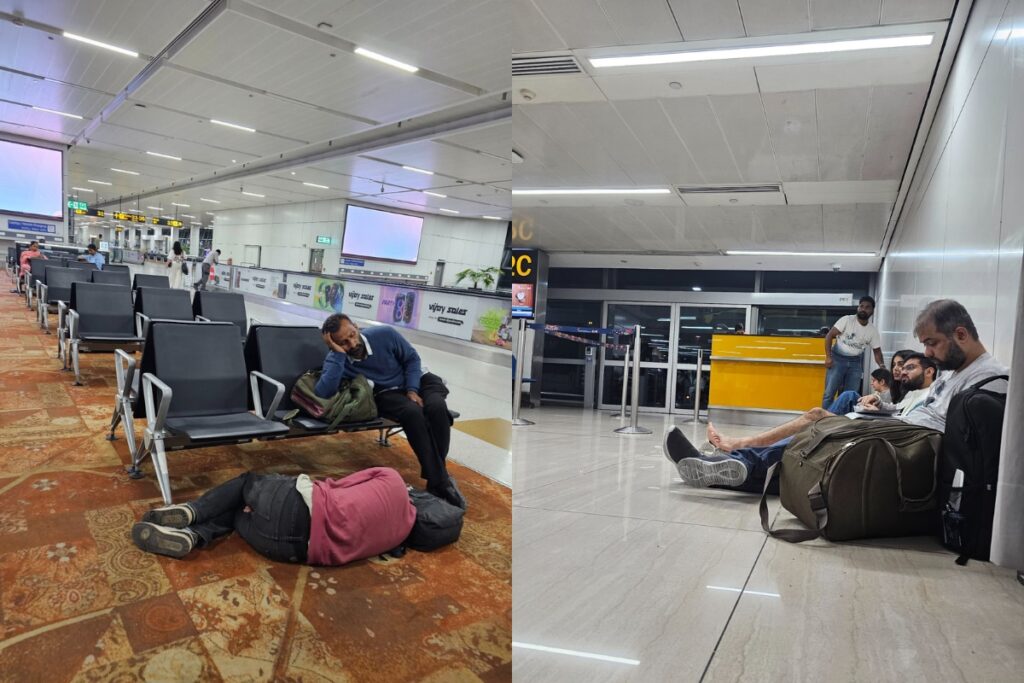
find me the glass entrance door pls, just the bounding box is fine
[670,305,748,414]
[598,303,672,412]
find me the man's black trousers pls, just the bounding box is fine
[374,372,451,489]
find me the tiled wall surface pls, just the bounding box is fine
[211,198,507,288]
[879,0,1024,363]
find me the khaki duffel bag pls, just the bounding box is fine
[759,416,943,542]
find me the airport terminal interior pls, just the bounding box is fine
[1,0,1024,681]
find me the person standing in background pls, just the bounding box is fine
[167,241,186,289]
[195,248,220,291]
[822,296,884,407]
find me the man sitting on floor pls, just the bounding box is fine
[664,300,1007,492]
[317,313,466,509]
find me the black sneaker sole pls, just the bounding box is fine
[131,522,194,558]
[142,505,192,528]
[676,457,749,488]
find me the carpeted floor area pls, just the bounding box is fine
[0,285,511,682]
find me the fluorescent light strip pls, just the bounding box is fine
[706,585,781,598]
[171,202,190,207]
[402,165,433,175]
[71,187,94,193]
[512,642,639,666]
[303,182,329,189]
[147,206,162,211]
[725,250,877,257]
[439,208,460,214]
[512,188,671,195]
[87,179,112,186]
[353,47,418,73]
[63,31,139,58]
[423,191,447,198]
[180,214,195,218]
[482,216,504,220]
[211,119,256,133]
[31,106,83,120]
[110,168,139,175]
[146,151,181,161]
[200,198,221,204]
[242,191,265,198]
[590,34,934,68]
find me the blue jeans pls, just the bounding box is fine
[722,437,793,493]
[822,352,863,407]
[826,390,861,415]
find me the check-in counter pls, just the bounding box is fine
[708,334,827,425]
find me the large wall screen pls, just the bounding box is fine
[0,139,63,219]
[342,204,424,264]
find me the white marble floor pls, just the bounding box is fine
[512,406,1024,682]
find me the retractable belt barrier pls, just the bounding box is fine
[526,322,634,351]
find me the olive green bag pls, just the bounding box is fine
[759,416,943,542]
[288,372,378,428]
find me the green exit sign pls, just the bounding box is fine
[316,235,331,245]
[68,199,89,211]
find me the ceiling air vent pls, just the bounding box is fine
[676,183,785,207]
[513,55,583,76]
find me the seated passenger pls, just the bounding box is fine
[825,367,892,415]
[18,240,47,277]
[888,349,916,404]
[664,300,1007,491]
[316,313,466,509]
[79,243,105,270]
[130,468,415,563]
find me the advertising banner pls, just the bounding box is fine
[285,274,318,305]
[313,277,346,313]
[209,263,229,290]
[342,280,380,319]
[472,301,513,348]
[7,219,56,235]
[377,285,422,328]
[234,267,285,298]
[418,291,479,341]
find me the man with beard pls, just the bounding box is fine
[822,296,885,407]
[664,300,1007,491]
[316,313,465,509]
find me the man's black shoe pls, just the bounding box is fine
[663,426,701,464]
[431,478,467,510]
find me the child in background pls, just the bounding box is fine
[869,368,893,403]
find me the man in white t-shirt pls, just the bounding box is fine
[822,296,884,407]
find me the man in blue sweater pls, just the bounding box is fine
[315,313,465,509]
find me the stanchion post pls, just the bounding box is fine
[693,348,706,424]
[614,324,652,435]
[512,318,535,426]
[618,344,630,419]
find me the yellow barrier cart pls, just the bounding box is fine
[708,334,828,425]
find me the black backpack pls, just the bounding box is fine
[937,375,1009,564]
[403,488,464,551]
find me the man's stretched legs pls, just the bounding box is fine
[826,390,861,416]
[707,407,832,453]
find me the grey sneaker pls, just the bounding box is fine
[142,503,194,528]
[132,522,197,558]
[675,455,749,488]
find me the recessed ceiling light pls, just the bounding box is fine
[87,179,112,186]
[482,216,503,220]
[511,188,671,195]
[31,106,83,119]
[590,34,934,68]
[147,206,162,210]
[692,286,702,291]
[423,191,447,198]
[63,32,139,58]
[402,165,433,175]
[211,119,256,133]
[303,182,329,189]
[725,250,877,257]
[110,168,139,175]
[146,151,181,160]
[439,208,460,214]
[200,198,220,204]
[290,171,296,175]
[242,191,265,198]
[181,214,195,218]
[71,186,94,193]
[171,202,190,207]
[353,47,419,73]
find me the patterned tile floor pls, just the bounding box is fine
[0,281,511,682]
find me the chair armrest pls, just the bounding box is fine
[38,282,47,304]
[141,373,172,432]
[67,309,80,341]
[249,370,285,420]
[114,348,136,399]
[249,316,262,326]
[195,315,211,322]
[135,312,151,339]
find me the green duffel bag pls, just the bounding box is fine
[759,415,943,542]
[289,371,379,429]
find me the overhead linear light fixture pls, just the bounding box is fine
[147,206,162,211]
[512,188,671,196]
[725,250,877,257]
[423,191,447,198]
[110,167,139,175]
[171,202,190,207]
[439,208,460,214]
[71,186,94,193]
[63,32,139,58]
[692,286,702,291]
[200,198,221,204]
[87,179,112,186]
[353,47,418,73]
[402,165,433,175]
[303,182,329,189]
[211,119,256,133]
[146,151,181,161]
[482,216,504,220]
[180,214,195,218]
[242,191,265,198]
[31,106,83,120]
[589,34,934,68]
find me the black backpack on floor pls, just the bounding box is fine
[403,488,464,551]
[937,375,1009,564]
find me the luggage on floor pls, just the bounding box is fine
[937,375,1009,564]
[759,416,943,542]
[290,371,378,427]
[403,488,465,551]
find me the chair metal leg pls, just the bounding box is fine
[378,427,391,447]
[72,341,83,385]
[150,436,173,505]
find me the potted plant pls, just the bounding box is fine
[455,266,500,290]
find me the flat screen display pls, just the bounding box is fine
[342,204,423,264]
[0,139,63,219]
